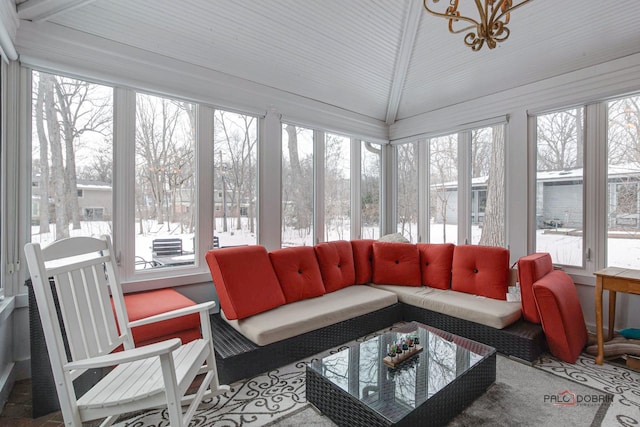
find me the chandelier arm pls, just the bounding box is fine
[486,0,506,24]
[493,0,532,23]
[422,0,480,27]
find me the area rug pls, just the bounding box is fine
[113,326,638,427]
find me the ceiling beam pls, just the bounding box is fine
[385,1,423,125]
[18,0,97,22]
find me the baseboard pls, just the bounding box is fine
[0,361,16,414]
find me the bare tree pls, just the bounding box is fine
[397,143,418,241]
[537,108,583,171]
[135,95,191,231]
[32,72,112,239]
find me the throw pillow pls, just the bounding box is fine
[372,241,421,286]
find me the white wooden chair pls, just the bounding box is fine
[24,235,229,427]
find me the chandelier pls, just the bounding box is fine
[422,0,532,51]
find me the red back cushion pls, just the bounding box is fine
[417,243,454,289]
[533,270,588,363]
[205,246,285,320]
[351,239,375,284]
[269,246,326,303]
[372,242,421,286]
[314,241,357,292]
[451,245,509,300]
[517,253,554,323]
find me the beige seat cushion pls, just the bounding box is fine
[370,284,521,329]
[222,285,397,346]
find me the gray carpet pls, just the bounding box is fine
[114,329,639,427]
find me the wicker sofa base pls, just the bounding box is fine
[401,303,546,362]
[211,303,404,384]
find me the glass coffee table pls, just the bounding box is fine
[306,322,496,426]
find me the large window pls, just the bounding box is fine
[325,133,351,241]
[31,71,113,246]
[397,142,418,242]
[397,124,505,246]
[607,95,640,268]
[134,93,196,269]
[534,108,584,267]
[471,126,505,246]
[361,141,381,239]
[429,134,458,244]
[282,124,314,247]
[213,110,258,248]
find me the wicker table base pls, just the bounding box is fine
[306,322,496,427]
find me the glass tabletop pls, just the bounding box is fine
[307,322,495,424]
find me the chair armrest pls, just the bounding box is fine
[64,338,182,371]
[128,301,216,328]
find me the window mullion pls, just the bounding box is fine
[417,139,429,242]
[314,130,325,244]
[458,131,472,244]
[585,102,608,272]
[351,138,361,239]
[113,87,136,280]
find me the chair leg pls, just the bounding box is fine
[159,353,184,427]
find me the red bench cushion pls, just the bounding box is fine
[120,289,200,345]
[417,243,454,289]
[517,253,553,323]
[533,270,588,363]
[205,246,285,320]
[351,239,375,284]
[315,240,356,292]
[372,241,421,286]
[269,246,326,303]
[451,245,509,300]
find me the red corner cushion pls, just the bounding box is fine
[517,253,554,324]
[269,246,326,303]
[120,289,200,345]
[533,270,588,363]
[351,239,375,284]
[372,242,421,286]
[451,245,509,300]
[314,241,356,292]
[205,246,285,320]
[417,243,454,289]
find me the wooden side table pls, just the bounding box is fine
[594,267,640,365]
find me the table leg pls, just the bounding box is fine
[607,291,616,341]
[595,276,604,365]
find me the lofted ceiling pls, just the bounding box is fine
[13,0,640,125]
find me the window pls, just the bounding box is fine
[213,110,258,247]
[396,123,505,246]
[471,126,505,246]
[534,108,584,267]
[606,95,640,268]
[282,124,314,247]
[134,93,196,269]
[325,133,351,241]
[397,142,418,242]
[30,71,113,246]
[429,135,458,244]
[361,141,382,239]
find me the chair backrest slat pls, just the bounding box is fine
[28,236,130,364]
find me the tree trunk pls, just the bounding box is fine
[54,80,82,229]
[479,125,505,246]
[35,78,50,234]
[43,76,69,239]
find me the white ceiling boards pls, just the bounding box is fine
[12,0,640,124]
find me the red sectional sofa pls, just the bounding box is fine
[206,240,547,384]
